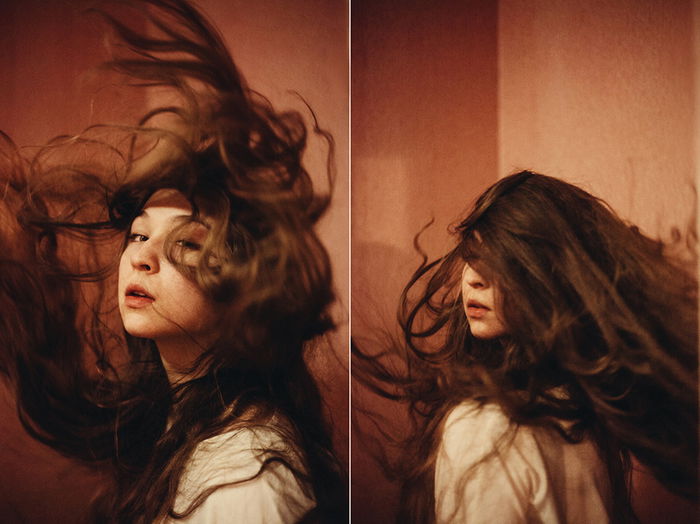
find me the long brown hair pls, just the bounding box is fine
[354,171,697,523]
[0,1,345,522]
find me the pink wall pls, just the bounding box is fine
[352,0,697,522]
[195,0,350,468]
[0,4,122,520]
[0,1,347,521]
[696,0,700,184]
[351,1,498,522]
[1,0,697,521]
[498,1,697,521]
[499,0,696,239]
[0,1,121,146]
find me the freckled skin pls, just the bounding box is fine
[461,264,508,339]
[118,190,221,349]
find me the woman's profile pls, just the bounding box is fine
[0,0,346,522]
[354,171,697,523]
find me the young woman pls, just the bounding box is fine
[354,171,697,523]
[0,0,346,522]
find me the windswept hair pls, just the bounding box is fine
[0,0,345,522]
[354,171,697,523]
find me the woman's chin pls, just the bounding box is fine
[469,323,507,340]
[121,319,158,340]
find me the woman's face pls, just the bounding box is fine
[118,189,221,347]
[461,263,508,339]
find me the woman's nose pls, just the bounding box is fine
[130,242,160,273]
[463,265,487,289]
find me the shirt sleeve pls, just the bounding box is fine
[174,461,315,524]
[167,426,316,524]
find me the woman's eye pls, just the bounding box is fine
[128,233,148,242]
[175,239,202,251]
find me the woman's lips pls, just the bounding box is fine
[124,285,155,308]
[466,300,489,319]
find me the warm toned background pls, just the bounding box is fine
[2,0,699,521]
[0,1,348,521]
[352,0,698,522]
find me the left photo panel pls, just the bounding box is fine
[0,0,348,522]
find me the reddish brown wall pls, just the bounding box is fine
[499,0,696,240]
[0,1,348,521]
[351,1,499,522]
[0,0,116,146]
[0,4,122,520]
[498,1,697,521]
[195,0,350,469]
[351,0,697,522]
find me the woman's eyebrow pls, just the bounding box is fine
[130,213,147,227]
[131,210,149,224]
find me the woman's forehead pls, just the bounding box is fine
[143,189,192,213]
[133,190,213,234]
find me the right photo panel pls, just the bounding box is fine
[351,0,699,522]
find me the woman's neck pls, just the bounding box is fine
[155,337,208,385]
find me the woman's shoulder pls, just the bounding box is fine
[187,425,292,474]
[442,400,509,431]
[435,400,612,524]
[439,400,512,458]
[170,417,315,523]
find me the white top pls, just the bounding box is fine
[163,424,315,523]
[434,401,612,524]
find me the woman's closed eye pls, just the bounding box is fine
[175,239,202,250]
